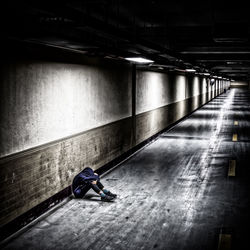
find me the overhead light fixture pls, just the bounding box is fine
[185,69,196,72]
[150,64,176,69]
[125,57,154,64]
[175,68,186,72]
[213,37,248,43]
[227,61,240,65]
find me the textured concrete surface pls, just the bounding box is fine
[0,92,212,227]
[0,76,224,228]
[135,94,201,145]
[136,71,210,115]
[136,70,172,114]
[0,117,133,226]
[136,71,187,114]
[0,60,132,157]
[0,55,228,228]
[2,88,249,250]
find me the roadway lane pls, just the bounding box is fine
[2,88,250,250]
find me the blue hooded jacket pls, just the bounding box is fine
[72,167,99,195]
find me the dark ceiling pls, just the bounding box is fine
[2,0,250,80]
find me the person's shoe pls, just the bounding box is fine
[105,191,117,198]
[101,195,115,202]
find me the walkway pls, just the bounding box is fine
[2,88,250,250]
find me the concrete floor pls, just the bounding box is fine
[2,88,250,250]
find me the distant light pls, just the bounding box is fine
[185,69,196,72]
[218,76,222,79]
[227,61,239,65]
[175,68,186,72]
[125,57,154,64]
[203,73,210,76]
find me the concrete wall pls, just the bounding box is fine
[0,52,230,228]
[0,118,133,226]
[0,60,131,157]
[135,71,227,145]
[0,57,133,227]
[136,71,186,114]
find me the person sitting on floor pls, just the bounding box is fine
[72,167,117,202]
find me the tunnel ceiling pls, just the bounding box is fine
[2,0,250,81]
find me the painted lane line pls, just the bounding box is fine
[232,134,238,142]
[217,234,232,250]
[228,160,236,177]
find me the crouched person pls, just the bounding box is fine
[72,167,117,202]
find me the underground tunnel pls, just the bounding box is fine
[1,1,250,250]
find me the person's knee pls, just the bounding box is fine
[74,188,83,198]
[91,180,97,185]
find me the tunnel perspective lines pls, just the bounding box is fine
[199,89,235,169]
[3,89,250,250]
[159,90,236,243]
[179,91,236,233]
[192,91,234,201]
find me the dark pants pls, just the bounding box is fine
[73,180,104,198]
